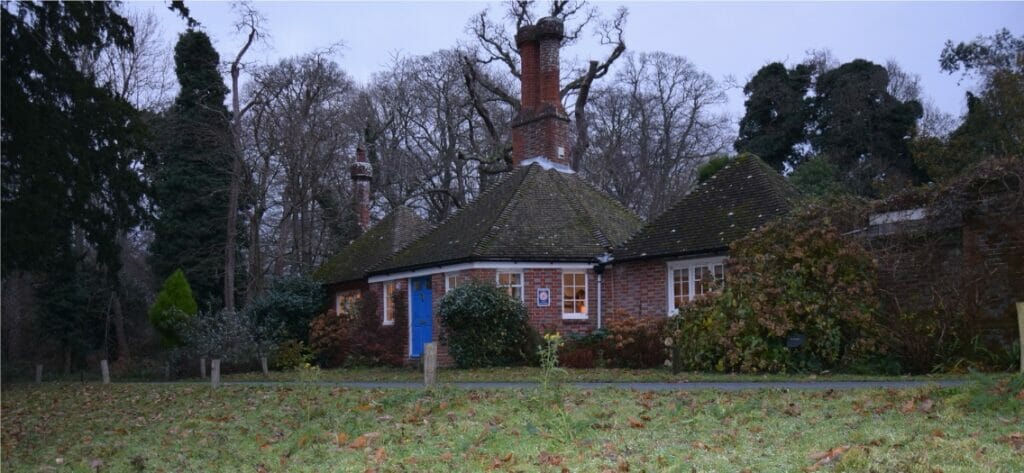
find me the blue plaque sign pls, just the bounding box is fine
[536,288,551,307]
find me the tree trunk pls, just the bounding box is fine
[111,290,130,364]
[224,153,241,312]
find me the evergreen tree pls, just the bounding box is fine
[735,63,814,172]
[2,1,147,276]
[148,30,234,307]
[811,59,925,196]
[148,269,199,348]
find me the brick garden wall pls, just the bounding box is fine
[868,207,1024,345]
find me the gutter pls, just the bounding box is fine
[594,252,613,330]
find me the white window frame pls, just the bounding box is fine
[561,270,588,320]
[382,280,397,326]
[495,270,525,302]
[444,272,460,294]
[666,256,726,315]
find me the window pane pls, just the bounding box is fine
[563,273,573,285]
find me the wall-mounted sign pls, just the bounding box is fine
[536,288,551,307]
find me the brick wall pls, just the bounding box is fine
[603,258,671,319]
[868,207,1024,345]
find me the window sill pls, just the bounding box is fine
[382,320,395,326]
[561,314,588,320]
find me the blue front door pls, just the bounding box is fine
[409,276,433,358]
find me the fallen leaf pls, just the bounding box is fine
[806,445,850,471]
[918,398,934,413]
[441,452,453,462]
[372,447,387,463]
[931,429,945,438]
[336,432,349,446]
[1001,432,1024,451]
[348,432,381,450]
[784,403,801,417]
[628,417,645,429]
[538,451,563,466]
[900,399,916,414]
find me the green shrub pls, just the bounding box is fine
[666,209,884,373]
[272,339,313,370]
[559,329,609,368]
[243,275,324,343]
[148,269,199,348]
[438,281,530,368]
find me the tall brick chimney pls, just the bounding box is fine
[349,146,372,233]
[511,17,571,170]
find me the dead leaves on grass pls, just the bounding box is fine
[805,445,850,471]
[1001,432,1024,452]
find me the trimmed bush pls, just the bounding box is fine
[438,281,530,368]
[308,309,350,368]
[148,269,198,348]
[605,312,667,368]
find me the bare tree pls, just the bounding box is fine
[246,50,360,280]
[582,52,731,218]
[224,2,267,312]
[364,50,483,222]
[93,8,176,111]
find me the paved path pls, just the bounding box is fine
[207,379,965,391]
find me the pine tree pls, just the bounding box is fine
[148,30,234,307]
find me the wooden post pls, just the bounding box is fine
[100,360,110,384]
[211,359,221,388]
[260,356,269,377]
[200,357,206,379]
[423,343,437,387]
[1017,302,1023,374]
[35,364,43,383]
[164,361,171,381]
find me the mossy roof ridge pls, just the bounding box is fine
[313,206,431,285]
[616,154,799,261]
[370,164,644,274]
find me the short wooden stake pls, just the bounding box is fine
[1016,302,1023,374]
[164,362,171,381]
[35,364,43,383]
[100,359,110,384]
[200,357,206,379]
[423,343,437,387]
[211,359,221,388]
[260,356,269,377]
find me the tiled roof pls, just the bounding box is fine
[616,155,799,261]
[313,206,431,285]
[370,163,643,274]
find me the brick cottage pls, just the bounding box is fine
[315,17,798,366]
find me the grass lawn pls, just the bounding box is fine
[222,366,977,384]
[3,376,1022,472]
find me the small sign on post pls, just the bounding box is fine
[423,342,437,387]
[210,359,221,388]
[100,359,110,384]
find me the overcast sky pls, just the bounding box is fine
[128,1,1022,125]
